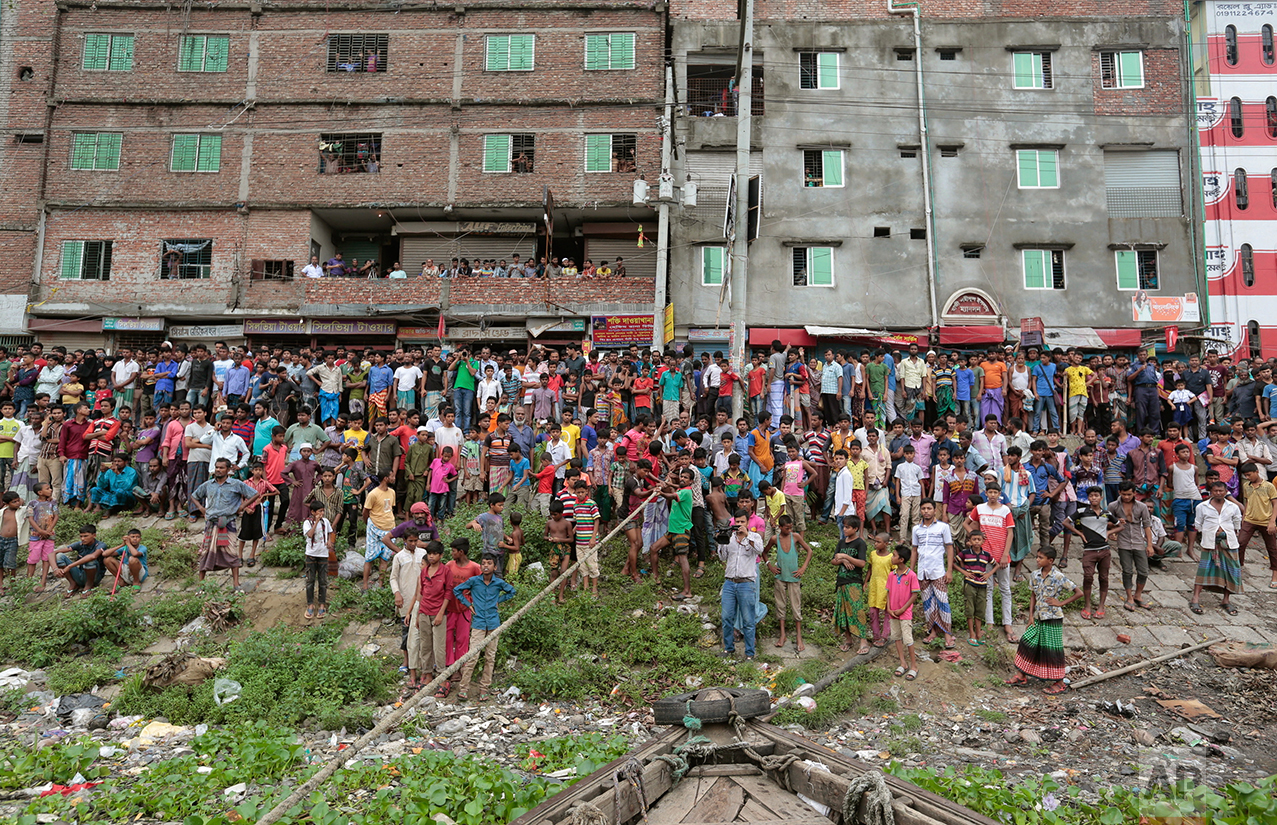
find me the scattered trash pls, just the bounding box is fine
[142,652,227,690]
[126,721,192,748]
[1166,726,1204,747]
[1156,698,1220,720]
[795,696,817,713]
[338,551,366,579]
[798,760,832,816]
[39,781,101,797]
[1096,700,1137,718]
[937,650,963,663]
[178,616,210,637]
[0,667,30,690]
[213,678,243,706]
[685,675,703,689]
[501,686,522,702]
[223,782,248,797]
[359,643,382,657]
[525,562,547,579]
[1208,641,1277,670]
[1115,633,1131,645]
[53,694,105,726]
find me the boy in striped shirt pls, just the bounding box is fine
[572,479,602,597]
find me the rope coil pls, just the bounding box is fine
[842,770,897,825]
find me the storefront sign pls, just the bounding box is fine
[245,319,309,335]
[455,221,538,235]
[943,291,998,319]
[447,326,526,341]
[311,320,397,336]
[664,305,674,344]
[1132,293,1200,324]
[688,328,731,343]
[879,333,921,348]
[168,324,245,339]
[103,317,165,332]
[545,319,586,333]
[398,326,441,340]
[592,314,653,346]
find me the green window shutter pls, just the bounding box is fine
[486,36,509,71]
[1024,250,1047,289]
[197,134,221,171]
[109,35,134,71]
[84,34,110,70]
[99,133,121,169]
[1014,53,1043,88]
[585,134,611,172]
[1038,150,1058,187]
[1017,150,1038,187]
[71,134,96,170]
[171,134,198,171]
[817,52,838,89]
[205,36,229,72]
[585,35,607,70]
[822,150,843,187]
[179,36,202,71]
[610,33,635,69]
[509,35,534,71]
[61,241,85,280]
[1116,251,1139,290]
[810,247,833,286]
[702,247,724,285]
[1119,51,1143,87]
[483,134,511,172]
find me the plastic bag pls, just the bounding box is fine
[338,550,366,579]
[54,694,105,724]
[213,678,242,706]
[795,696,817,713]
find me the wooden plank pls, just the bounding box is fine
[730,773,821,821]
[686,765,763,778]
[782,761,984,825]
[751,722,1000,825]
[735,799,779,822]
[683,777,745,824]
[682,820,832,825]
[648,774,717,825]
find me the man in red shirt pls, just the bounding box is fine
[57,403,93,508]
[410,540,453,694]
[444,537,482,668]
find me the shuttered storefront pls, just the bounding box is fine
[400,236,536,269]
[585,238,658,280]
[1104,150,1182,218]
[335,239,382,266]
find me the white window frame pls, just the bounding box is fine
[802,149,844,188]
[1016,149,1059,190]
[170,133,222,173]
[799,51,840,90]
[584,33,636,71]
[1012,51,1052,90]
[1100,50,1145,90]
[1022,248,1066,291]
[793,246,835,288]
[1115,249,1159,291]
[700,246,726,286]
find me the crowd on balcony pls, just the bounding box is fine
[301,253,628,279]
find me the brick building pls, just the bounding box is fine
[0,0,664,353]
[667,0,1207,354]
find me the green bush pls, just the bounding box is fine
[260,534,306,568]
[45,658,119,695]
[0,587,142,668]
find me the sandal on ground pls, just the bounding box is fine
[838,643,852,652]
[873,640,887,648]
[1080,610,1092,620]
[1005,675,1029,686]
[317,607,327,618]
[968,638,982,646]
[305,606,316,618]
[434,682,450,699]
[857,646,872,655]
[894,666,906,677]
[1134,598,1153,610]
[692,567,705,579]
[1094,608,1106,619]
[905,669,917,681]
[1123,600,1137,612]
[1189,602,1203,614]
[458,692,468,702]
[1222,602,1238,616]
[164,512,176,521]
[1043,682,1068,695]
[246,558,256,567]
[1269,580,1277,589]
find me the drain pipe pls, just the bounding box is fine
[889,0,940,330]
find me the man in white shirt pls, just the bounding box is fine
[393,360,424,413]
[302,255,324,279]
[699,356,722,419]
[111,348,141,416]
[387,262,408,279]
[719,517,762,658]
[1190,481,1244,615]
[911,500,956,648]
[544,424,573,484]
[199,415,250,472]
[831,449,855,530]
[432,408,463,455]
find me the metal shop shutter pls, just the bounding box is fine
[1104,150,1182,218]
[400,236,536,268]
[586,238,657,281]
[37,333,107,351]
[336,239,382,266]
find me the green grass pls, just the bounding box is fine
[976,708,1008,722]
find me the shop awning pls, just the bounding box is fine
[939,325,1006,346]
[803,326,926,347]
[1007,327,1144,349]
[749,327,817,347]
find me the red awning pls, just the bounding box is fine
[748,328,818,347]
[1096,328,1143,348]
[939,325,1005,346]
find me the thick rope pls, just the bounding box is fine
[842,770,896,825]
[253,488,664,825]
[566,800,608,825]
[613,758,649,823]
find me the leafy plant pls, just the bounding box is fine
[260,534,306,568]
[517,732,630,775]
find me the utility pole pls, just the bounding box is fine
[653,64,673,351]
[729,0,754,419]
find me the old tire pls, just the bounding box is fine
[653,687,771,727]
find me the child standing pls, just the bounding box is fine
[767,514,813,651]
[1006,547,1081,694]
[886,544,920,680]
[409,541,452,697]
[303,501,334,619]
[404,427,434,507]
[832,515,872,655]
[0,491,25,589]
[572,480,602,597]
[25,482,58,592]
[894,444,925,541]
[238,461,277,567]
[779,438,817,537]
[460,427,483,505]
[389,530,428,687]
[1063,485,1122,619]
[507,444,532,512]
[865,531,895,647]
[1168,378,1195,430]
[427,446,458,522]
[467,493,507,572]
[955,530,994,644]
[452,554,516,702]
[500,511,524,576]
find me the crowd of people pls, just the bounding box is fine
[302,252,629,280]
[0,335,1272,700]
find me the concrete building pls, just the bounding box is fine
[0,0,665,354]
[1192,0,1277,359]
[667,0,1206,352]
